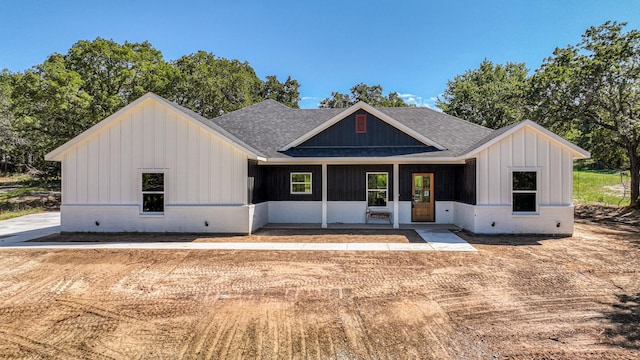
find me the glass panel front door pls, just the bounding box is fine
[412,173,434,222]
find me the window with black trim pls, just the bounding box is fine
[142,173,164,213]
[290,172,312,194]
[367,172,388,206]
[355,114,367,133]
[512,171,537,212]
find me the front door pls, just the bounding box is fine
[412,173,434,222]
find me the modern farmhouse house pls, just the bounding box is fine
[46,92,589,234]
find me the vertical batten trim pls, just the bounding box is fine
[393,163,399,228]
[322,163,327,228]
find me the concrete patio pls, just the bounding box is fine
[0,213,476,252]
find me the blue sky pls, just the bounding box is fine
[1,0,639,109]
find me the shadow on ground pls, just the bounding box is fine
[455,230,569,246]
[601,293,640,350]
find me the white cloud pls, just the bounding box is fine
[398,93,441,109]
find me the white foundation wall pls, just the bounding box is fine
[61,204,255,233]
[327,201,368,223]
[250,202,269,232]
[466,205,574,234]
[61,99,248,207]
[397,201,454,224]
[268,201,322,223]
[452,202,477,232]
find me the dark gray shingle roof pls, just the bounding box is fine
[202,99,499,159]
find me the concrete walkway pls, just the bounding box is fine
[0,213,476,252]
[0,212,61,245]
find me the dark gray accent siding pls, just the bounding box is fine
[298,110,426,148]
[398,162,476,204]
[459,159,477,205]
[399,164,464,201]
[247,160,265,204]
[256,165,322,201]
[327,165,394,201]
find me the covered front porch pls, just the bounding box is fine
[249,161,477,229]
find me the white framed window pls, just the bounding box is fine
[367,172,388,207]
[290,172,312,194]
[512,170,537,213]
[141,172,164,213]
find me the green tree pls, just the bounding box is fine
[11,54,92,173]
[319,83,413,108]
[530,21,640,206]
[6,38,301,175]
[167,51,263,118]
[261,75,301,108]
[436,59,529,129]
[319,91,351,108]
[65,38,172,120]
[0,70,26,174]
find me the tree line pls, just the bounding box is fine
[1,21,638,206]
[0,38,301,176]
[437,21,640,206]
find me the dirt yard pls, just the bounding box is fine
[1,221,639,359]
[32,229,424,243]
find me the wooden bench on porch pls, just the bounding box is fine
[366,208,392,224]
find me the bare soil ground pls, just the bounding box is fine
[32,229,422,243]
[1,222,639,359]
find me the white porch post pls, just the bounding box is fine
[393,163,399,228]
[322,163,327,228]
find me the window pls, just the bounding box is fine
[290,172,312,194]
[512,171,537,212]
[355,114,367,133]
[142,173,164,213]
[367,172,388,207]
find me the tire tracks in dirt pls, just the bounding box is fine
[0,328,114,360]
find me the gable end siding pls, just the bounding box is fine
[297,110,427,148]
[61,100,248,206]
[476,126,573,206]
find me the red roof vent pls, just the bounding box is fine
[355,114,367,133]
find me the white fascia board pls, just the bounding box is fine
[278,101,446,151]
[463,120,590,159]
[150,94,263,159]
[45,93,156,161]
[260,156,465,165]
[46,92,262,162]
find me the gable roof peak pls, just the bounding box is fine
[278,101,447,151]
[45,92,265,161]
[462,119,590,158]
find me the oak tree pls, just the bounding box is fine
[530,21,640,206]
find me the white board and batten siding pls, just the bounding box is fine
[59,98,255,233]
[469,125,577,234]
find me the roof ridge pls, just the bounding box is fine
[379,106,492,131]
[214,98,293,122]
[458,121,523,156]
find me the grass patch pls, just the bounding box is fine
[574,170,631,206]
[0,187,48,202]
[0,174,60,217]
[0,207,43,221]
[0,173,31,185]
